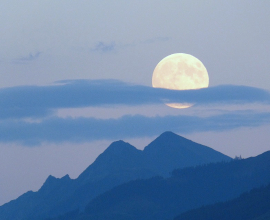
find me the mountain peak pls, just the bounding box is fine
[78,140,144,182]
[144,131,191,151]
[39,174,71,195]
[143,131,231,176]
[104,140,138,155]
[160,131,178,136]
[156,131,184,140]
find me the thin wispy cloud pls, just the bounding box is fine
[14,52,42,63]
[0,111,269,145]
[89,37,170,53]
[90,42,116,52]
[0,79,269,119]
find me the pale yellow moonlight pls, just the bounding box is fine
[152,53,209,108]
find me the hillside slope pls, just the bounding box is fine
[0,131,231,220]
[66,151,270,220]
[175,183,270,220]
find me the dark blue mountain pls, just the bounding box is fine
[175,182,270,220]
[143,131,230,176]
[73,151,270,220]
[0,131,231,220]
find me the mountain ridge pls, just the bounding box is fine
[174,172,270,220]
[0,131,231,220]
[72,150,270,220]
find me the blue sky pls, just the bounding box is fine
[0,0,270,205]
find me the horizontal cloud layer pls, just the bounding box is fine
[0,111,270,145]
[0,79,270,119]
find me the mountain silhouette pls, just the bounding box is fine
[68,151,270,220]
[0,131,231,220]
[79,131,230,180]
[143,131,230,176]
[77,140,151,183]
[175,183,270,220]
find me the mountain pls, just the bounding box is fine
[79,131,231,179]
[77,140,150,183]
[65,151,270,220]
[143,131,230,176]
[174,183,270,220]
[0,131,231,220]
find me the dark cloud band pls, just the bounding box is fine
[0,79,269,119]
[0,111,269,145]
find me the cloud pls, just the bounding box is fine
[89,37,170,53]
[90,42,116,52]
[1,79,269,145]
[0,111,270,145]
[0,79,269,119]
[14,52,42,62]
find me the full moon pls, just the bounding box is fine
[152,53,209,108]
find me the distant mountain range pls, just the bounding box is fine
[175,182,270,220]
[60,150,270,220]
[0,131,231,220]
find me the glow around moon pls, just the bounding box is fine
[152,53,209,108]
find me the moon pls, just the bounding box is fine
[152,53,209,108]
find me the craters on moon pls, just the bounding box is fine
[152,53,209,109]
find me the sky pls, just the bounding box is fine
[0,0,270,205]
